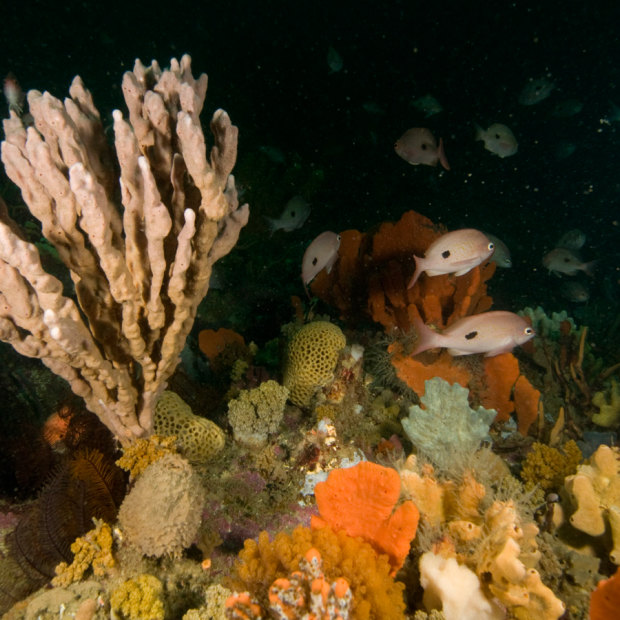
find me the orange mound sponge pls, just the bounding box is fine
[198,327,245,363]
[311,461,419,573]
[590,568,620,620]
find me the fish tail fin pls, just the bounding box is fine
[264,216,277,235]
[582,260,597,277]
[438,137,450,171]
[407,256,423,289]
[411,316,440,356]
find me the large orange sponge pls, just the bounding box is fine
[312,461,419,574]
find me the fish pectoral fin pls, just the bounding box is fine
[453,266,475,276]
[447,348,472,356]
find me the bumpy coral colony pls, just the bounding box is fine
[0,54,617,620]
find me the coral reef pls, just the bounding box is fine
[401,377,496,470]
[400,455,565,619]
[117,453,205,558]
[419,551,503,619]
[230,525,407,619]
[0,448,126,614]
[154,391,225,464]
[392,348,541,436]
[311,461,419,573]
[283,321,347,408]
[227,380,289,448]
[310,210,495,332]
[226,547,352,619]
[115,434,179,479]
[110,574,165,620]
[52,519,115,587]
[564,444,620,564]
[520,440,582,492]
[592,379,620,428]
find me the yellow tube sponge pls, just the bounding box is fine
[592,379,620,428]
[564,444,620,564]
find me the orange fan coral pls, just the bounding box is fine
[311,210,495,332]
[311,461,419,573]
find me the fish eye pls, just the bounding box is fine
[495,133,501,139]
[336,235,341,241]
[421,143,428,150]
[488,242,495,250]
[525,327,534,335]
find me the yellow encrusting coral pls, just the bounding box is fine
[116,434,178,479]
[283,321,346,407]
[230,525,406,619]
[110,574,165,620]
[154,391,225,463]
[520,440,582,491]
[52,518,115,587]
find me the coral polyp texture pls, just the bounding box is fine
[117,453,205,558]
[283,321,347,408]
[154,391,225,463]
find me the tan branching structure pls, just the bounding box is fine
[0,55,249,443]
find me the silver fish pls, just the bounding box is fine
[475,123,518,158]
[265,196,311,234]
[412,311,535,357]
[301,231,341,295]
[542,248,596,277]
[408,229,494,289]
[395,128,450,170]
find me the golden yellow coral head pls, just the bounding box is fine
[283,321,346,408]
